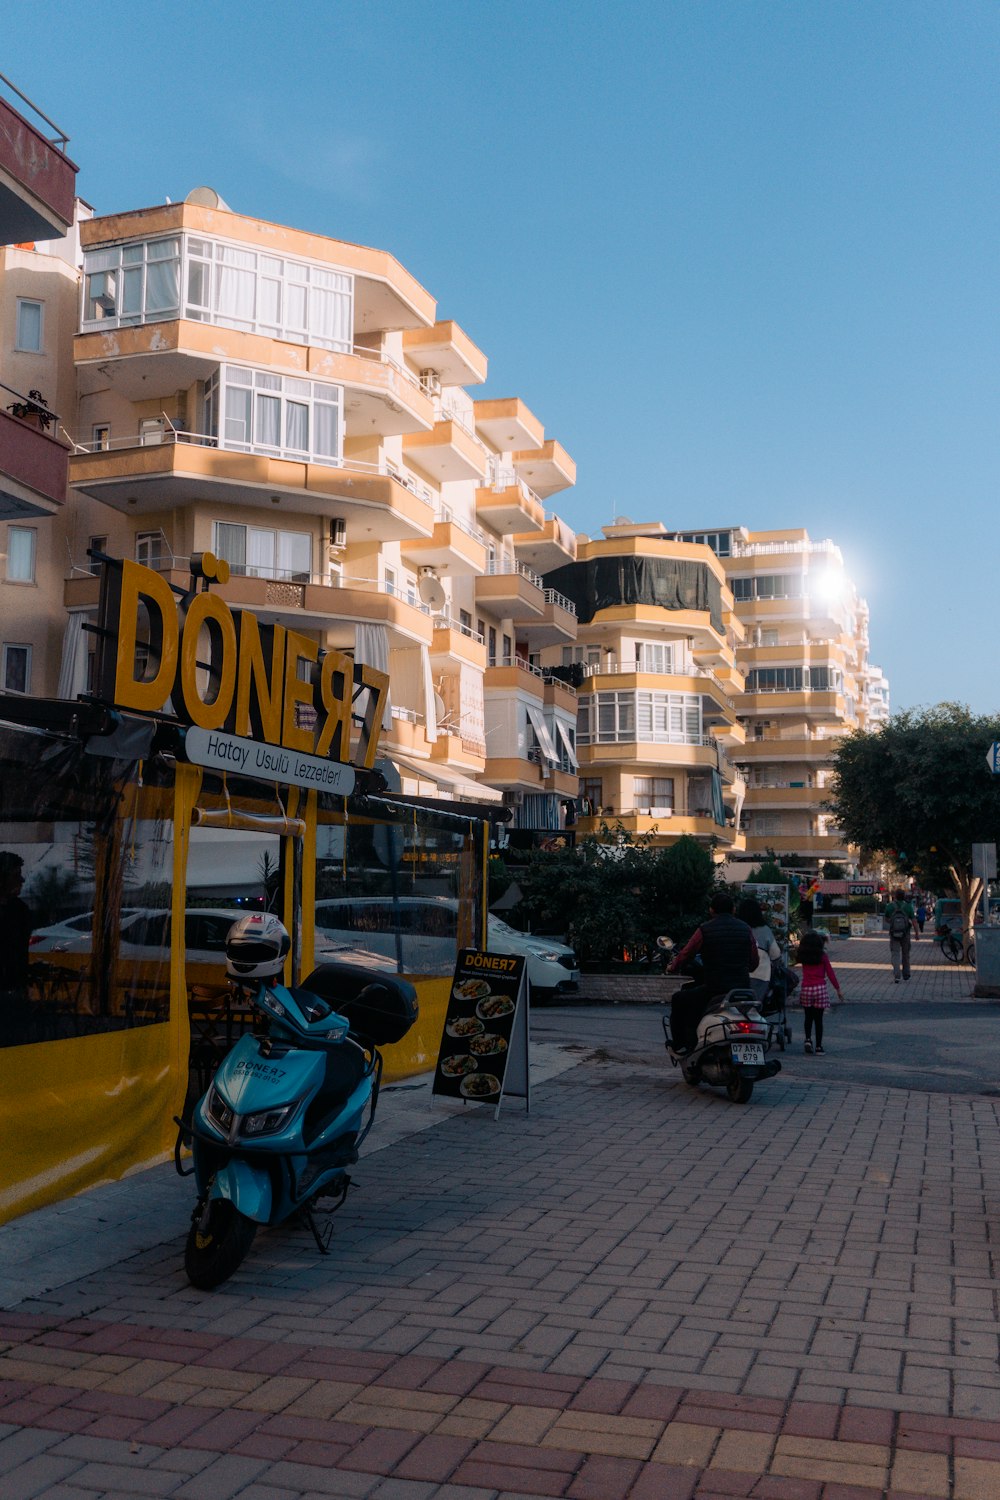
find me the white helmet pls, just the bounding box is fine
[226,912,290,979]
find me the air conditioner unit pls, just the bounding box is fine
[420,369,442,396]
[328,518,347,549]
[527,747,543,765]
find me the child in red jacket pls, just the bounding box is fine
[795,929,843,1055]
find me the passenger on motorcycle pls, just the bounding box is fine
[666,891,759,1053]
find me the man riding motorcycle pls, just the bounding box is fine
[667,891,759,1053]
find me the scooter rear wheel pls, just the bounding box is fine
[185,1199,257,1290]
[726,1075,754,1104]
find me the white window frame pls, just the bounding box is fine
[213,521,312,583]
[15,298,43,352]
[5,527,36,583]
[2,643,31,693]
[135,530,168,569]
[92,423,111,451]
[82,233,354,353]
[577,690,703,747]
[204,365,343,467]
[88,536,107,576]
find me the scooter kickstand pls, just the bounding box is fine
[302,1204,333,1255]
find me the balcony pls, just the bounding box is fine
[0,394,68,519]
[574,812,741,846]
[474,557,545,620]
[737,688,849,722]
[543,675,578,715]
[74,322,435,437]
[743,833,850,860]
[743,784,825,809]
[0,80,77,243]
[402,321,488,387]
[483,656,546,699]
[735,735,843,763]
[400,508,488,574]
[512,514,577,573]
[403,418,489,483]
[67,437,436,541]
[429,616,487,668]
[81,202,437,335]
[482,755,577,798]
[511,439,576,500]
[475,476,545,535]
[64,561,436,645]
[516,589,578,647]
[473,397,544,453]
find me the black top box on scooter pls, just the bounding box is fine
[303,962,419,1046]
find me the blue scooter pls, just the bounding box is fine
[175,913,417,1289]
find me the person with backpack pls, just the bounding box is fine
[884,887,918,982]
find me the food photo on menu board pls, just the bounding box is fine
[432,948,526,1103]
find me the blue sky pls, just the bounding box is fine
[6,1,999,714]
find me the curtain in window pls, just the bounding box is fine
[255,394,281,448]
[145,256,179,314]
[7,529,34,582]
[285,401,308,452]
[276,532,310,581]
[247,528,275,578]
[57,612,88,700]
[312,400,340,460]
[354,623,391,727]
[224,384,252,446]
[216,248,256,323]
[214,522,246,574]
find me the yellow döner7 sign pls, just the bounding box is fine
[95,555,389,770]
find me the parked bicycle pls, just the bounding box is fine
[938,924,974,964]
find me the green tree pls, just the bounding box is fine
[827,703,1000,954]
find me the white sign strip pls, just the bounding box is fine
[185,726,356,795]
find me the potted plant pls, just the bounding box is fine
[6,389,54,432]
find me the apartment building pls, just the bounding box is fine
[3,184,582,832]
[671,524,889,870]
[533,520,748,853]
[0,77,78,700]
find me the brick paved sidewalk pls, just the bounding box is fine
[3,1020,1000,1499]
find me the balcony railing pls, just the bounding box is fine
[730,538,839,559]
[71,424,438,501]
[0,72,70,149]
[577,730,722,749]
[484,554,544,588]
[433,502,488,546]
[482,465,543,509]
[486,655,577,697]
[542,587,576,617]
[434,616,485,645]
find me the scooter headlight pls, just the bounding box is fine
[206,1086,234,1134]
[241,1103,295,1137]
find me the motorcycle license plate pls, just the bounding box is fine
[731,1042,764,1066]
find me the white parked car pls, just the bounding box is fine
[313,895,579,1000]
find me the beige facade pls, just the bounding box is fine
[533,521,748,854]
[672,524,889,871]
[2,191,583,831]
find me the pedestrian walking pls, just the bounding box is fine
[916,899,927,934]
[884,887,918,982]
[794,929,842,1055]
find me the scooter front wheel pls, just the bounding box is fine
[185,1199,257,1290]
[726,1075,754,1104]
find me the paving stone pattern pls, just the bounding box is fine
[0,939,996,1497]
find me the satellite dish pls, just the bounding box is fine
[417,567,446,611]
[433,692,446,720]
[185,186,232,211]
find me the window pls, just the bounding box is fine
[135,531,167,569]
[488,627,497,666]
[746,668,804,693]
[15,299,43,352]
[635,641,674,673]
[214,522,311,582]
[580,777,603,813]
[384,566,397,596]
[755,574,802,600]
[676,530,731,557]
[83,234,353,352]
[2,644,31,693]
[92,423,111,450]
[577,690,702,746]
[732,577,753,601]
[752,813,782,835]
[88,536,107,575]
[758,629,779,646]
[459,609,472,631]
[5,527,36,582]
[204,365,342,466]
[633,777,674,811]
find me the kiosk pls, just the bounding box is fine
[0,554,501,1223]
